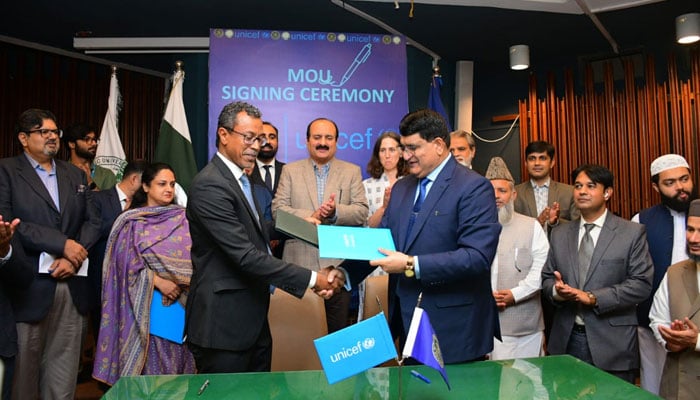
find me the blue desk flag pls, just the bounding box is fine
[314,312,397,384]
[402,306,451,390]
[150,291,185,344]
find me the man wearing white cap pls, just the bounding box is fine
[486,157,550,359]
[633,154,696,395]
[649,198,700,400]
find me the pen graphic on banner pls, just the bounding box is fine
[332,44,372,87]
[411,369,431,384]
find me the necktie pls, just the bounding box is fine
[262,165,273,191]
[405,178,430,244]
[578,223,595,283]
[239,174,260,222]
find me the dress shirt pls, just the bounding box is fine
[649,263,700,352]
[531,178,550,216]
[256,159,276,187]
[216,153,317,289]
[24,153,59,211]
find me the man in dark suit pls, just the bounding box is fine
[0,108,101,399]
[87,159,146,334]
[185,101,342,373]
[542,164,653,383]
[0,216,33,400]
[341,109,502,363]
[250,121,285,195]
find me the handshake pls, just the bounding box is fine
[312,265,346,299]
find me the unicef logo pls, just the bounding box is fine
[362,337,375,350]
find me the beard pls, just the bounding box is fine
[498,200,515,224]
[257,145,277,161]
[689,252,700,263]
[660,186,697,213]
[75,144,96,161]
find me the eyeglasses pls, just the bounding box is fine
[80,136,100,145]
[402,144,421,156]
[26,128,63,138]
[224,127,267,146]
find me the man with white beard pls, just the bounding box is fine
[486,157,550,360]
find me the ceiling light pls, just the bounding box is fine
[509,45,530,70]
[676,13,700,44]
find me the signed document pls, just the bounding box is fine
[275,209,319,247]
[317,225,395,260]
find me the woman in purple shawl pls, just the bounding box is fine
[93,163,195,386]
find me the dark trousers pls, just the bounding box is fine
[325,288,351,333]
[2,355,14,400]
[188,321,273,373]
[566,326,635,384]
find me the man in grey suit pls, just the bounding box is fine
[272,117,368,332]
[0,108,101,399]
[542,164,653,383]
[185,102,342,373]
[514,140,578,228]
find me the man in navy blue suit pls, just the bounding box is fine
[341,109,502,363]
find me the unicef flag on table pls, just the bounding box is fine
[314,312,397,384]
[402,306,451,390]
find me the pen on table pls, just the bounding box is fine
[410,370,431,384]
[198,379,210,396]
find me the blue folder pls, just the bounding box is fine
[317,225,395,260]
[314,312,397,384]
[150,290,185,344]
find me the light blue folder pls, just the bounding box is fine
[314,312,397,384]
[150,291,185,344]
[317,225,395,260]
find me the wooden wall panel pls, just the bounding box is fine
[1,42,165,163]
[518,51,699,219]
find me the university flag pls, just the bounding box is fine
[314,312,397,384]
[95,68,127,180]
[155,67,198,192]
[402,306,451,390]
[427,75,452,131]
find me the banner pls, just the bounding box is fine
[314,312,397,384]
[209,29,408,172]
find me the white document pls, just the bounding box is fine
[39,252,89,276]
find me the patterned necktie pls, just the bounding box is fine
[578,223,595,283]
[239,174,260,222]
[262,165,273,191]
[406,178,431,244]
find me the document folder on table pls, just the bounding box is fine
[317,225,395,260]
[275,209,319,247]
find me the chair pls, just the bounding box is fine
[268,288,327,371]
[362,274,399,367]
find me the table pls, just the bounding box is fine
[103,355,659,399]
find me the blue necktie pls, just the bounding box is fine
[405,178,430,244]
[239,174,260,222]
[263,165,273,192]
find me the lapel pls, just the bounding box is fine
[403,158,454,251]
[273,160,285,193]
[547,181,558,205]
[303,159,320,210]
[522,182,537,216]
[583,212,616,287]
[397,175,418,251]
[16,155,59,214]
[212,157,265,237]
[682,261,700,319]
[566,218,583,286]
[56,161,75,216]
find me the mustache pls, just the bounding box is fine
[315,145,330,151]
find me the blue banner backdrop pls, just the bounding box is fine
[209,28,408,172]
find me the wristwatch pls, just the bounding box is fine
[404,256,415,278]
[586,291,597,306]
